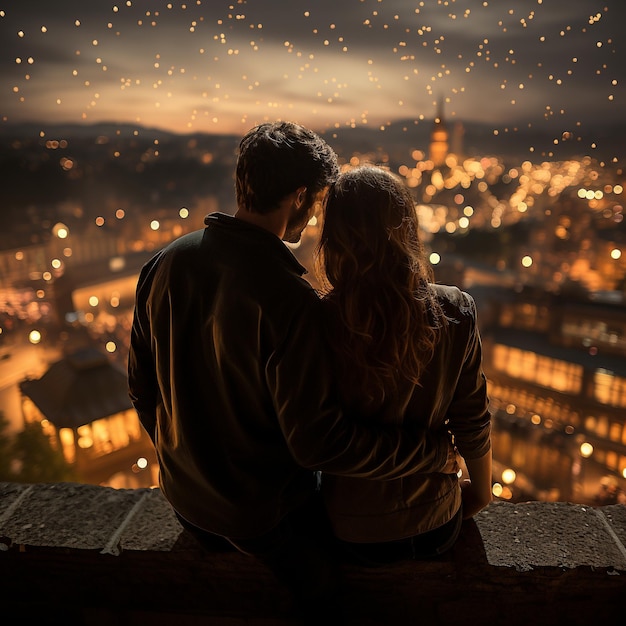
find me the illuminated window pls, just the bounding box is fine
[610,422,623,443]
[492,345,508,372]
[493,344,582,394]
[106,415,129,451]
[77,424,94,449]
[92,420,114,455]
[596,416,609,438]
[81,412,142,458]
[594,370,626,408]
[594,449,606,465]
[59,428,75,463]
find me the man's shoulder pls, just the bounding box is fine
[146,229,205,263]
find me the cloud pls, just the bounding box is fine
[0,0,623,138]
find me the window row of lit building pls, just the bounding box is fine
[487,354,626,481]
[490,343,626,409]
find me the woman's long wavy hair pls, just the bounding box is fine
[316,165,446,405]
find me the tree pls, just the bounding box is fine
[0,412,76,483]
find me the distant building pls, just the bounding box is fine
[429,99,449,168]
[19,347,156,487]
[478,286,626,504]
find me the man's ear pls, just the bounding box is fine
[295,186,307,208]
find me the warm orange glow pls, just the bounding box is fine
[580,442,594,458]
[53,223,70,238]
[502,468,517,485]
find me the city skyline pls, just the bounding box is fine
[1,0,625,162]
[1,1,625,505]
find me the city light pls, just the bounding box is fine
[502,469,517,485]
[52,223,70,239]
[580,442,594,458]
[109,257,126,272]
[0,1,624,499]
[491,482,512,499]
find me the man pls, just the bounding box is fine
[128,121,457,615]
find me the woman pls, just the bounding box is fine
[316,165,492,564]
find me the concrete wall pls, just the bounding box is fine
[1,481,625,625]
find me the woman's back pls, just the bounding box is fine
[317,164,492,548]
[322,283,490,542]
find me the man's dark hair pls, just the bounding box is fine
[235,121,339,214]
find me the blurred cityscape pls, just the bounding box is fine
[0,113,624,507]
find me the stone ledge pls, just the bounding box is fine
[1,481,625,625]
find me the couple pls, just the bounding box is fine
[128,121,491,616]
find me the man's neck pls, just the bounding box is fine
[234,207,286,239]
[234,193,298,240]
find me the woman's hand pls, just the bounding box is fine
[460,449,492,519]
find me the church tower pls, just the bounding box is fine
[429,98,449,168]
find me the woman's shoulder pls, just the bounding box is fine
[429,283,476,319]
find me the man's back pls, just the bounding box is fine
[129,212,321,537]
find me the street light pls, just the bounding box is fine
[580,442,594,458]
[502,468,517,485]
[52,222,69,239]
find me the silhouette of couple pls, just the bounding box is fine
[129,121,491,619]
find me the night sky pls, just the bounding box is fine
[1,0,624,148]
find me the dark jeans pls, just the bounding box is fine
[176,491,343,620]
[337,506,463,567]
